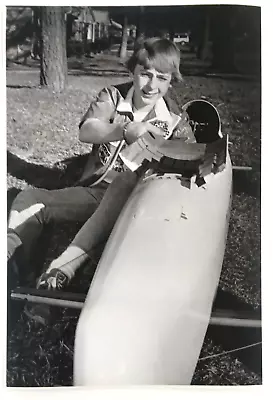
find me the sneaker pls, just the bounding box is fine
[22,269,70,325]
[36,268,70,291]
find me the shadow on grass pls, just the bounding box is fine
[68,59,129,77]
[208,288,262,376]
[7,55,260,83]
[6,84,38,89]
[6,58,40,69]
[68,69,129,77]
[180,64,261,82]
[232,168,261,199]
[7,151,90,191]
[183,70,261,83]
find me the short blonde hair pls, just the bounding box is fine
[127,37,182,82]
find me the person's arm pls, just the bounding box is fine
[80,119,162,145]
[79,118,125,144]
[79,86,163,145]
[79,86,121,144]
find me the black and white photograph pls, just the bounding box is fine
[5,2,263,388]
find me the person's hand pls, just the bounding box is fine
[36,267,70,290]
[124,121,163,145]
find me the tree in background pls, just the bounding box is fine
[6,5,260,78]
[196,6,211,61]
[210,5,237,72]
[134,6,145,49]
[40,6,67,92]
[30,6,41,59]
[119,14,128,59]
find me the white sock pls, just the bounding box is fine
[47,246,89,280]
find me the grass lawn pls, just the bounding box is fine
[6,53,261,386]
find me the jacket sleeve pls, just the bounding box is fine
[172,111,196,143]
[79,87,117,129]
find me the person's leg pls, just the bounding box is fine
[7,184,107,265]
[41,171,139,286]
[72,170,139,253]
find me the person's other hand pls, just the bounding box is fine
[124,121,163,145]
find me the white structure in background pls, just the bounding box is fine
[173,32,190,46]
[73,8,136,44]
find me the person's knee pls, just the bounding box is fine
[12,188,46,211]
[9,189,47,229]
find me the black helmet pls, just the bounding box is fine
[182,99,222,144]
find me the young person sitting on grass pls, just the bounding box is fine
[7,37,195,292]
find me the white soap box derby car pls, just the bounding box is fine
[73,99,233,385]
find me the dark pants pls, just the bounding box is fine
[8,170,139,265]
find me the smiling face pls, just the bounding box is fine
[132,65,172,110]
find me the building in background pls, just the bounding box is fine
[72,7,110,43]
[6,6,135,61]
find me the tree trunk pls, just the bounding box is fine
[198,10,211,61]
[31,6,41,59]
[134,6,145,50]
[40,6,67,92]
[119,15,128,59]
[211,6,237,72]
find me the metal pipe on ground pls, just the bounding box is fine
[10,287,261,329]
